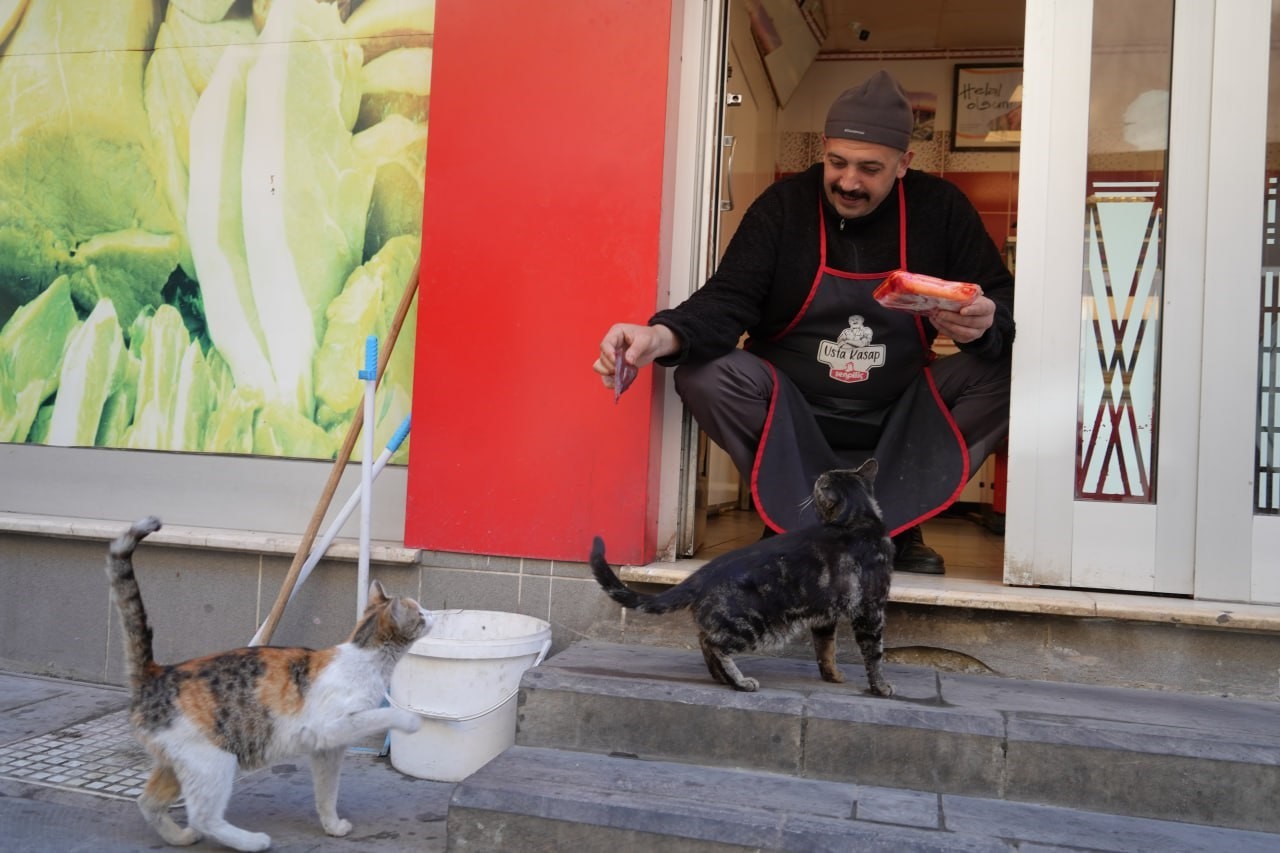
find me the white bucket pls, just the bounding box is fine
[387,609,551,781]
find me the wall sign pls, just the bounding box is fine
[951,64,1023,151]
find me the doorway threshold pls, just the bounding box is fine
[618,561,1280,635]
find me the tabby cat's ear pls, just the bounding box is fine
[369,580,389,604]
[858,458,879,481]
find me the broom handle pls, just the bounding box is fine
[255,258,421,646]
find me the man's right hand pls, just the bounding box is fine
[593,323,681,388]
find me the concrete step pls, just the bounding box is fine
[447,745,1280,852]
[512,640,1280,833]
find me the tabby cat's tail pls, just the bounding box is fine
[106,516,163,685]
[590,536,697,615]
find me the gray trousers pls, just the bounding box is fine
[674,348,1012,496]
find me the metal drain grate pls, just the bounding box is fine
[0,709,151,800]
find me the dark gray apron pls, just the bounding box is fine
[745,183,969,536]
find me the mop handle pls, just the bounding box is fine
[388,414,412,450]
[286,414,412,608]
[253,256,419,648]
[358,335,378,381]
[356,336,378,617]
[248,415,412,646]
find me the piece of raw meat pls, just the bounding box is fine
[613,344,638,403]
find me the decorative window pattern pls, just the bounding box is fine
[1077,182,1164,500]
[1257,0,1280,514]
[1257,175,1280,514]
[1075,0,1173,503]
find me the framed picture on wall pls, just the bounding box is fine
[951,64,1023,151]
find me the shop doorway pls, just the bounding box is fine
[681,0,1025,582]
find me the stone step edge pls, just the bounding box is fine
[513,643,1280,833]
[520,665,1280,765]
[449,745,1280,852]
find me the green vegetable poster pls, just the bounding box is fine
[0,0,430,463]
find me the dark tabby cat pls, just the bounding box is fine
[591,460,894,695]
[106,516,433,852]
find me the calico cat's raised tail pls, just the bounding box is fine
[591,460,894,695]
[107,515,164,687]
[107,516,434,852]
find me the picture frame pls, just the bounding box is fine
[951,64,1023,151]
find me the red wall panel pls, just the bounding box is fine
[405,1,673,563]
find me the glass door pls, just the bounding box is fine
[1008,0,1208,594]
[1011,0,1279,602]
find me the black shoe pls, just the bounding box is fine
[892,526,945,574]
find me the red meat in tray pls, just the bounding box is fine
[873,270,981,314]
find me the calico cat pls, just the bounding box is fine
[105,516,433,852]
[591,460,894,695]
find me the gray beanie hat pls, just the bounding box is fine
[824,70,913,151]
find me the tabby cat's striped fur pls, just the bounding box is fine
[591,461,894,695]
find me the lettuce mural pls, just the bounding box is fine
[0,0,430,462]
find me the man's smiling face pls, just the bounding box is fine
[821,136,912,220]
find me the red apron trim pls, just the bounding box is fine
[912,315,930,351]
[897,180,908,269]
[751,178,967,538]
[885,364,972,539]
[751,361,786,534]
[771,264,826,342]
[770,185,906,342]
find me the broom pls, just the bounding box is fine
[253,257,420,646]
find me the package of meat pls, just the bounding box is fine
[873,270,981,313]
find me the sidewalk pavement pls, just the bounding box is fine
[0,670,454,852]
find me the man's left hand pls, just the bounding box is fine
[930,295,995,344]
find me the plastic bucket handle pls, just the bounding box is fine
[387,636,551,722]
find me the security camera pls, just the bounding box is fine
[850,21,870,41]
[858,28,871,41]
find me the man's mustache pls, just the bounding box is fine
[830,184,869,202]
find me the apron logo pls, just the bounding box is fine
[817,315,886,383]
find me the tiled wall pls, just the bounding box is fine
[943,166,1019,256]
[7,531,1280,700]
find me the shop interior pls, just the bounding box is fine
[693,0,1026,580]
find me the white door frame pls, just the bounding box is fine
[1198,0,1277,604]
[1005,0,1095,588]
[654,0,727,560]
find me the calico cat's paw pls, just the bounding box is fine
[323,817,353,837]
[868,680,895,697]
[732,676,760,692]
[234,831,272,851]
[151,820,200,846]
[169,827,201,846]
[391,709,422,733]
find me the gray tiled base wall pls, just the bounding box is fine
[2,531,1278,702]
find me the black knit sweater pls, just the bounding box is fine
[651,164,1015,365]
